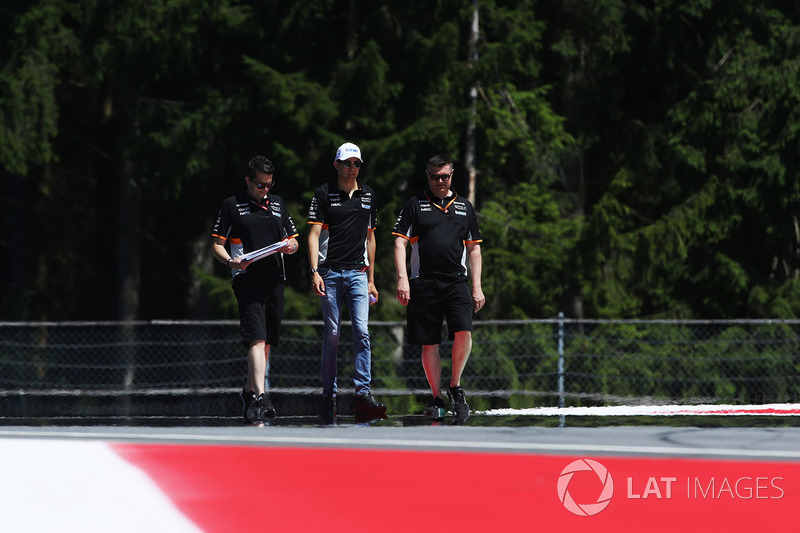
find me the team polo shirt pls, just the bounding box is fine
[212,190,299,279]
[392,190,482,279]
[307,179,376,270]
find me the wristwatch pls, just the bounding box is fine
[309,268,319,275]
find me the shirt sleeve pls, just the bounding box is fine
[211,199,231,241]
[307,188,325,224]
[465,201,483,243]
[391,198,414,240]
[283,208,299,239]
[369,191,377,230]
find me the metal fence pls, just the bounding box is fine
[2,318,799,406]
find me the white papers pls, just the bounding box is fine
[239,240,288,262]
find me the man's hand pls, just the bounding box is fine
[229,257,253,271]
[280,238,298,254]
[472,287,485,313]
[368,282,379,305]
[396,276,410,306]
[311,272,325,296]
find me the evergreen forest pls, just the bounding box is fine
[2,0,800,322]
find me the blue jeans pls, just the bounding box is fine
[319,268,372,396]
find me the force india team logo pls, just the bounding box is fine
[557,459,614,516]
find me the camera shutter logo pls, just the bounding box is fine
[557,459,614,516]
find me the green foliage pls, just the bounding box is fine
[545,0,800,318]
[481,182,579,317]
[0,1,75,175]
[193,268,237,319]
[3,0,800,323]
[558,321,800,404]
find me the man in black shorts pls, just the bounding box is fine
[212,156,300,425]
[392,153,485,424]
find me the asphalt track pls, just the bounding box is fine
[2,414,800,532]
[3,422,800,459]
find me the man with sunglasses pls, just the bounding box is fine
[392,152,485,424]
[307,142,386,424]
[212,155,300,425]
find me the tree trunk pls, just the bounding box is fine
[465,0,479,205]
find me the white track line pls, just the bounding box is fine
[482,403,800,417]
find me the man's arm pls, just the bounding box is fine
[211,236,249,270]
[466,242,485,313]
[393,236,410,306]
[307,223,325,295]
[366,229,378,303]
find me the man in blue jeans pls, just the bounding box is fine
[307,142,386,424]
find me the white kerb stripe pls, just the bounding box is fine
[0,439,201,533]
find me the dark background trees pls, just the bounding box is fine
[2,0,799,322]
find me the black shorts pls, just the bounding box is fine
[407,276,472,345]
[232,271,284,346]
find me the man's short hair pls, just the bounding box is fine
[426,152,454,170]
[246,156,275,179]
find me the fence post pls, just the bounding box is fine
[557,312,565,427]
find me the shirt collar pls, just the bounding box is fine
[330,177,362,194]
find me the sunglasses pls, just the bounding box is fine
[338,160,362,169]
[251,179,274,189]
[428,173,452,182]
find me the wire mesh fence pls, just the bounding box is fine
[2,318,799,406]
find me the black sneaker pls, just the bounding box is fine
[354,393,387,422]
[423,396,446,421]
[240,388,260,425]
[254,392,276,420]
[319,393,337,425]
[447,385,470,424]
